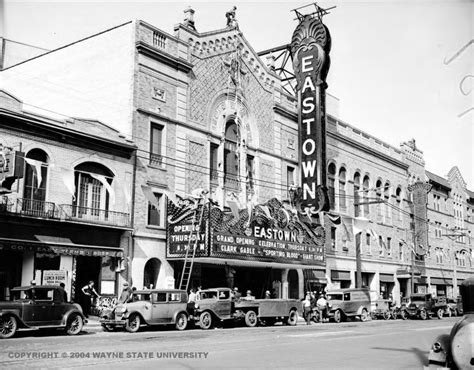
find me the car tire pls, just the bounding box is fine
[125,314,141,333]
[334,309,342,323]
[437,308,444,320]
[287,310,298,326]
[245,310,258,327]
[360,309,369,322]
[66,313,84,335]
[199,311,212,330]
[175,312,188,331]
[419,309,427,320]
[0,315,17,339]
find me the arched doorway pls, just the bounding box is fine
[288,269,299,299]
[143,258,161,289]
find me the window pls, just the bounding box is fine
[395,187,402,221]
[155,292,167,302]
[366,233,371,254]
[287,166,295,189]
[363,176,370,216]
[168,293,181,302]
[399,242,403,261]
[343,293,350,301]
[354,172,361,217]
[331,227,336,249]
[74,162,113,217]
[328,163,336,210]
[150,124,164,167]
[153,31,166,49]
[247,155,255,194]
[376,180,383,219]
[224,120,239,190]
[339,167,347,212]
[147,193,163,227]
[384,183,390,223]
[387,237,391,257]
[23,149,49,215]
[210,143,219,184]
[379,235,384,256]
[436,249,443,264]
[355,233,361,254]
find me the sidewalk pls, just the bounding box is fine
[84,315,103,332]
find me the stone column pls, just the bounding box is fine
[281,269,289,299]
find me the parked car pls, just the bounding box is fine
[445,296,463,317]
[99,289,189,332]
[189,288,301,329]
[325,288,371,323]
[406,294,446,320]
[370,299,395,320]
[0,285,86,339]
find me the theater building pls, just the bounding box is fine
[1,8,472,300]
[0,90,135,301]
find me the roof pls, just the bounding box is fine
[426,170,451,190]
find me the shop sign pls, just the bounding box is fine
[167,219,208,257]
[0,241,123,257]
[42,270,67,285]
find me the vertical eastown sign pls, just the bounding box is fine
[291,15,331,212]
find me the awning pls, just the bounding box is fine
[414,276,427,284]
[431,277,452,285]
[0,237,123,257]
[331,270,351,281]
[304,269,326,283]
[379,273,394,283]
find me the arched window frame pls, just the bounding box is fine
[327,162,336,210]
[362,175,370,216]
[353,172,361,217]
[338,167,347,212]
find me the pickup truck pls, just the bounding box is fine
[189,288,301,329]
[406,293,447,320]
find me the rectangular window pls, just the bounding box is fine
[150,124,164,167]
[210,143,218,184]
[366,233,371,254]
[387,237,391,257]
[339,182,346,212]
[331,227,336,249]
[328,178,335,210]
[287,166,295,189]
[247,155,255,193]
[147,193,163,227]
[399,242,403,260]
[379,235,384,256]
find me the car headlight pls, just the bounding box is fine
[432,342,443,353]
[194,303,199,309]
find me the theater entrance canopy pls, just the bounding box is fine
[166,197,325,267]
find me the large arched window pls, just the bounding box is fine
[384,182,391,222]
[23,149,49,203]
[363,176,370,216]
[353,172,361,217]
[339,167,347,212]
[144,258,161,289]
[395,187,402,221]
[375,179,383,220]
[224,120,240,190]
[73,162,114,217]
[328,163,336,210]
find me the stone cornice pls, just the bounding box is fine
[136,41,193,73]
[273,104,298,121]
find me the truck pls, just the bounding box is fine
[405,293,447,320]
[188,287,301,329]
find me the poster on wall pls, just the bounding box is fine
[42,270,67,285]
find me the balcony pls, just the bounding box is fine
[58,204,131,228]
[0,197,130,228]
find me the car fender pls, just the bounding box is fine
[171,310,188,323]
[122,310,148,324]
[0,311,29,328]
[356,306,368,316]
[61,309,87,326]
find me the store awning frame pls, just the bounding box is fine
[379,273,394,283]
[0,237,123,257]
[331,270,351,281]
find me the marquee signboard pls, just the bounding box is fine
[166,197,325,265]
[291,15,331,212]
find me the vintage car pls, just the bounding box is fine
[0,285,86,339]
[370,299,396,320]
[99,289,189,332]
[190,288,301,329]
[406,293,446,320]
[445,296,463,317]
[325,288,371,323]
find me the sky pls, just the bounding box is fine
[2,0,473,187]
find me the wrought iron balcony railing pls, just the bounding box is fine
[59,204,131,228]
[0,196,14,213]
[17,198,56,219]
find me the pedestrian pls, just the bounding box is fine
[243,290,255,300]
[196,286,202,300]
[30,279,36,286]
[118,282,133,304]
[316,294,328,323]
[59,282,68,302]
[188,288,197,303]
[81,280,100,318]
[303,293,312,325]
[265,290,271,299]
[232,287,242,300]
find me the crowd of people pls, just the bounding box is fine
[188,286,274,303]
[302,291,329,325]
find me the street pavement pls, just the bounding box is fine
[0,316,460,369]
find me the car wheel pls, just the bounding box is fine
[334,310,342,323]
[287,310,298,326]
[245,310,258,327]
[66,314,84,335]
[0,315,17,339]
[437,308,444,320]
[199,311,212,330]
[125,314,141,333]
[175,312,188,331]
[419,309,428,320]
[360,309,369,322]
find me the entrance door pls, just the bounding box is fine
[74,256,101,302]
[151,292,169,323]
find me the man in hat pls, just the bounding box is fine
[265,290,272,299]
[232,287,242,300]
[118,282,133,304]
